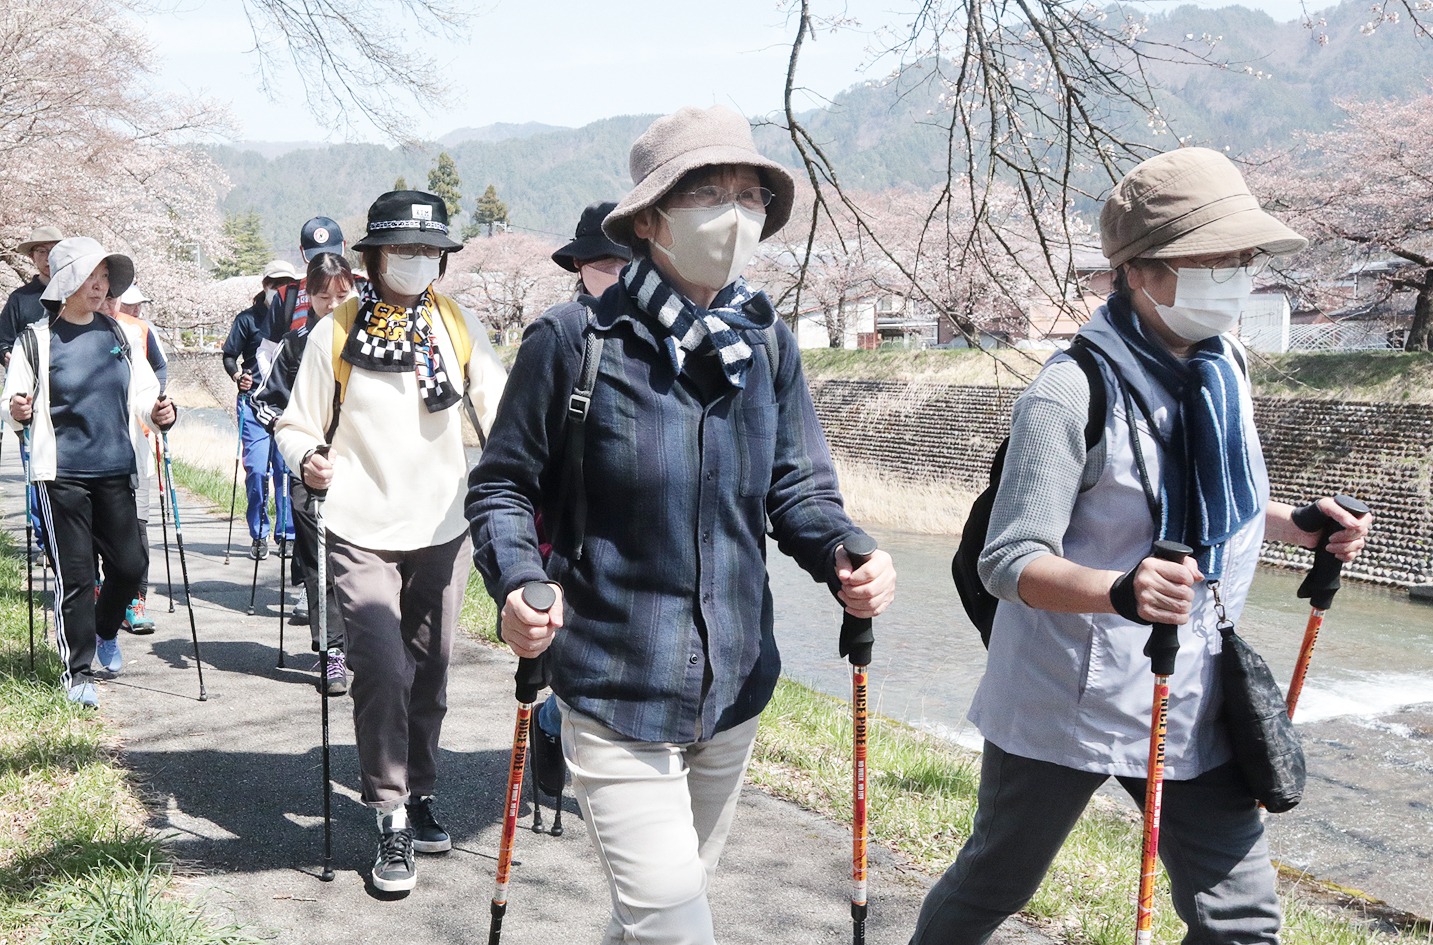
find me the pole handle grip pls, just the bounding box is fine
[1296,495,1368,611]
[514,582,556,703]
[839,534,878,667]
[1143,540,1192,676]
[307,445,332,500]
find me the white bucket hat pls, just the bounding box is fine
[119,285,151,305]
[40,237,135,310]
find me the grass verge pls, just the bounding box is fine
[0,534,255,944]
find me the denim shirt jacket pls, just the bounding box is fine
[467,283,863,744]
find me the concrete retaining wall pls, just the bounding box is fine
[810,378,1433,588]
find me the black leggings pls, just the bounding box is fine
[36,476,144,688]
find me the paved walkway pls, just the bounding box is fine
[0,420,1056,945]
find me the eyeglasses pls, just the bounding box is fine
[668,186,774,212]
[387,245,445,260]
[1177,251,1273,283]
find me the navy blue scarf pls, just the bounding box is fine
[1107,293,1261,579]
[622,258,774,389]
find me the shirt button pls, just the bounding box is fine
[702,531,711,543]
[689,654,700,665]
[702,592,713,603]
[706,471,714,481]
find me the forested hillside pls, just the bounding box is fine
[210,0,1431,251]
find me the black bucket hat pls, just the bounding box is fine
[351,190,464,252]
[551,201,633,272]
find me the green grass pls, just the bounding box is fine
[799,346,1433,403]
[747,681,1429,945]
[0,535,255,944]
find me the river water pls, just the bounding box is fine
[767,529,1433,919]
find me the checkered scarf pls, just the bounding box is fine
[341,283,460,413]
[622,257,772,389]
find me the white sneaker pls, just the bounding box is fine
[292,588,309,620]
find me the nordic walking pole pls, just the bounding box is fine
[224,404,244,564]
[1287,495,1370,720]
[838,533,878,945]
[276,481,288,669]
[1135,539,1194,945]
[311,446,334,881]
[156,436,175,612]
[22,428,35,673]
[489,581,556,945]
[246,477,263,615]
[158,406,208,701]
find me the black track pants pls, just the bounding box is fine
[37,476,145,689]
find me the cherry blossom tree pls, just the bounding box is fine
[1253,85,1433,350]
[1,0,231,346]
[441,232,570,344]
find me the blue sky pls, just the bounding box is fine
[144,0,1327,144]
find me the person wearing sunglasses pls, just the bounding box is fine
[908,148,1372,944]
[468,106,896,944]
[276,190,507,894]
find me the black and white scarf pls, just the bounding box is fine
[341,282,460,413]
[622,258,774,389]
[1107,293,1261,580]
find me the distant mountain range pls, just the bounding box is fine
[210,0,1431,253]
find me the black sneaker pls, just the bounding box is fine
[371,825,416,892]
[406,796,452,854]
[249,538,269,561]
[530,702,568,797]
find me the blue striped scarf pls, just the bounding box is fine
[1107,293,1261,579]
[622,258,774,389]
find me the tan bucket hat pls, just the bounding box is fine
[16,226,65,255]
[40,237,135,309]
[603,105,795,249]
[1100,147,1307,268]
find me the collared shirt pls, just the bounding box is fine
[467,285,862,744]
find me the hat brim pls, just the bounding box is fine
[17,239,61,255]
[352,229,463,252]
[1132,207,1307,265]
[302,241,345,260]
[551,232,634,272]
[603,144,795,248]
[40,252,134,308]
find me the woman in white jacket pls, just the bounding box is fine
[276,190,506,894]
[3,238,175,708]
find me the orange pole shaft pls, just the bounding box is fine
[492,701,533,904]
[852,665,869,911]
[1135,676,1171,945]
[1285,608,1326,720]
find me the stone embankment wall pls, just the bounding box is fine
[809,378,1433,588]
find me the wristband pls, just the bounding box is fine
[1109,566,1150,625]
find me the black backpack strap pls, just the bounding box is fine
[18,327,40,399]
[1065,339,1107,451]
[559,326,604,560]
[1071,336,1161,527]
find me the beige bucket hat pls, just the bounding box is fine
[17,226,65,255]
[1100,147,1307,268]
[604,105,795,249]
[40,237,135,309]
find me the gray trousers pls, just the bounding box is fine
[910,742,1280,945]
[330,531,470,809]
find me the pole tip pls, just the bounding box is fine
[320,868,335,882]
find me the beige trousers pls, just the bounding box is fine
[561,702,760,945]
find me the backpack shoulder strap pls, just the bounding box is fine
[762,321,781,381]
[18,326,40,397]
[560,320,605,559]
[431,292,484,446]
[326,298,361,442]
[1065,338,1108,451]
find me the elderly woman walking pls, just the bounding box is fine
[468,106,896,944]
[3,238,175,708]
[276,190,506,894]
[908,148,1372,944]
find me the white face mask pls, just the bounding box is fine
[1144,263,1254,342]
[383,253,441,296]
[653,203,764,293]
[263,288,278,306]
